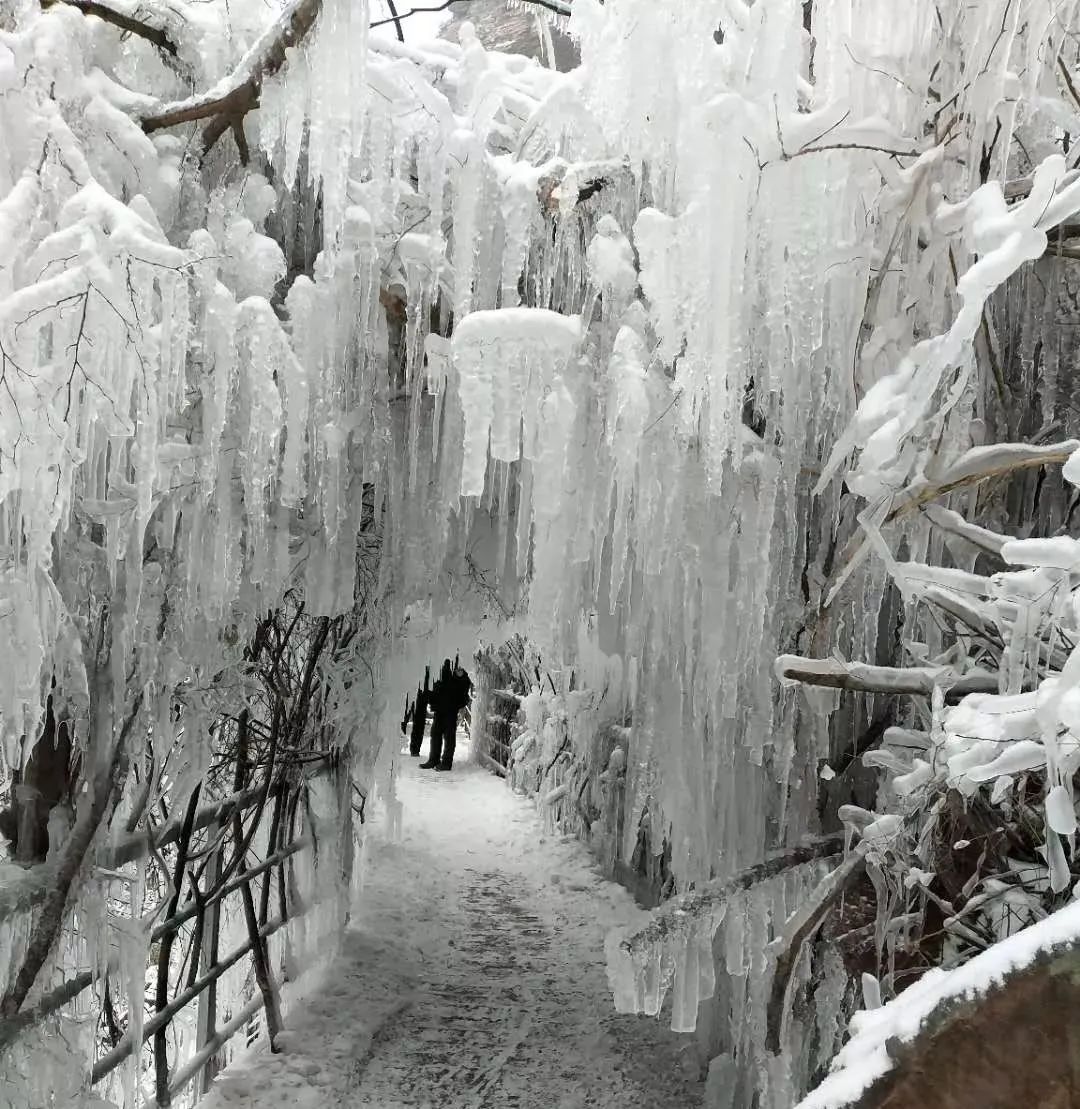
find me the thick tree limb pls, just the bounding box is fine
[0,685,142,1020]
[137,2,583,156]
[140,0,324,150]
[776,656,999,699]
[802,916,1080,1108]
[41,0,179,58]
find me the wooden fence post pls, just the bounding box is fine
[281,788,300,980]
[154,785,201,1107]
[237,859,283,1050]
[195,832,222,1097]
[232,713,282,1051]
[259,787,286,928]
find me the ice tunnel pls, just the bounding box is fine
[6,0,1080,1107]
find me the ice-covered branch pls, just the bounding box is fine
[822,441,1080,609]
[139,0,324,151]
[775,656,999,698]
[0,686,142,1019]
[0,963,113,1052]
[617,835,845,959]
[42,0,181,57]
[919,503,1009,560]
[765,852,867,1054]
[888,441,1080,524]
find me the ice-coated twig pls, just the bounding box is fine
[618,835,845,958]
[0,959,117,1052]
[919,503,1009,560]
[824,440,1080,611]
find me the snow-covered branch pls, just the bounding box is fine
[775,656,998,698]
[41,0,181,60]
[140,0,324,152]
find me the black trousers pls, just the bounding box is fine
[427,711,459,768]
[409,706,427,756]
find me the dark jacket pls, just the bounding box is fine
[431,663,471,720]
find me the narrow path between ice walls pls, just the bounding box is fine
[199,740,705,1109]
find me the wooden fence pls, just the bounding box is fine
[0,764,348,1106]
[475,688,521,778]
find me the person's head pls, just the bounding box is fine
[441,658,452,682]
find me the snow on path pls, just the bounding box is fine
[202,743,704,1109]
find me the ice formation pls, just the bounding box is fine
[4,0,1080,1104]
[451,308,582,496]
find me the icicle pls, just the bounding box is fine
[452,308,581,497]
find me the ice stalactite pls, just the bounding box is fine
[606,856,835,1054]
[452,308,582,497]
[255,0,372,247]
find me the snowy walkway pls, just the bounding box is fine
[202,742,704,1109]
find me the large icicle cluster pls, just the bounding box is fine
[0,3,382,1103]
[6,0,1080,1103]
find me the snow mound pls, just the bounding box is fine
[797,900,1080,1108]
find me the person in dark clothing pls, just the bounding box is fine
[408,666,431,757]
[420,660,454,770]
[440,661,472,769]
[421,659,472,771]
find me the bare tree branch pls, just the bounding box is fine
[384,0,406,42]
